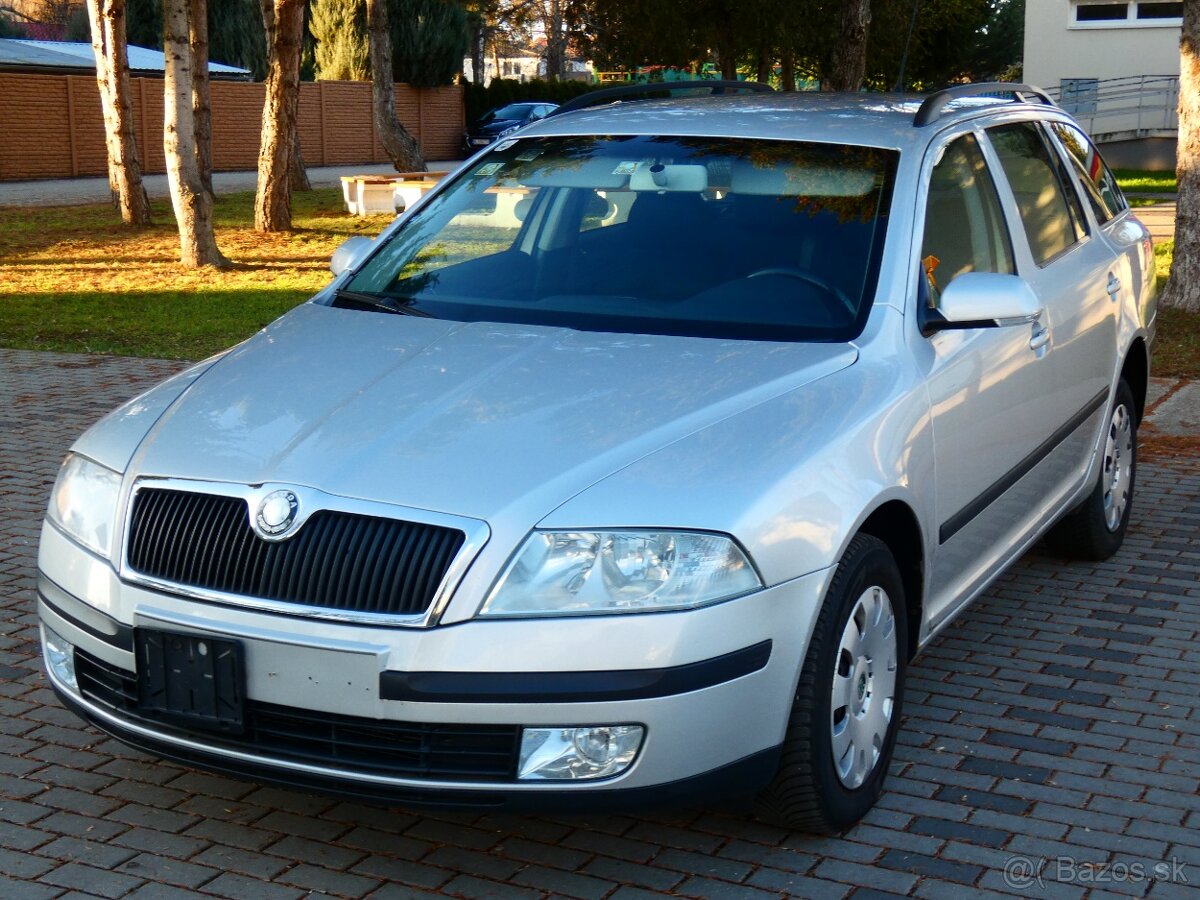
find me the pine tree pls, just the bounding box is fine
[310,0,369,80]
[390,0,468,88]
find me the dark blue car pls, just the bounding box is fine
[464,102,558,153]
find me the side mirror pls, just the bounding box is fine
[922,272,1043,336]
[330,236,374,276]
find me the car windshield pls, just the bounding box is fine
[487,103,539,121]
[345,134,898,342]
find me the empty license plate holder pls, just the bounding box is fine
[135,628,245,733]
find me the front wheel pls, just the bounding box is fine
[1044,379,1137,561]
[755,534,907,833]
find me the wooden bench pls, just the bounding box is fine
[340,172,445,216]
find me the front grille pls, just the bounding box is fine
[74,649,521,782]
[126,488,465,619]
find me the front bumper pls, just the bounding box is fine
[38,521,831,807]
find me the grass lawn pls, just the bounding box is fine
[1115,168,1177,195]
[1151,241,1200,379]
[0,188,380,359]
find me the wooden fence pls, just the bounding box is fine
[0,74,465,182]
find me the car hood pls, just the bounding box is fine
[474,118,523,135]
[130,303,857,524]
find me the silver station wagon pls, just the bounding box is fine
[39,82,1155,832]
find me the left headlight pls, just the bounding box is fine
[480,530,761,618]
[47,453,122,559]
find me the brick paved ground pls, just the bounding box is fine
[2,347,1198,900]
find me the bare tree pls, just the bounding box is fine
[367,0,425,171]
[85,0,151,225]
[164,0,229,266]
[825,0,871,92]
[1162,0,1200,312]
[254,0,305,231]
[189,0,214,197]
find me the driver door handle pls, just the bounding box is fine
[1107,272,1122,301]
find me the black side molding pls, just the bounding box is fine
[939,388,1109,544]
[380,640,772,704]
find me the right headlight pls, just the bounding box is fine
[47,453,122,559]
[479,530,761,618]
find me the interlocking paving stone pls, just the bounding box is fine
[1,346,1198,898]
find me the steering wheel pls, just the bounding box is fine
[747,267,851,311]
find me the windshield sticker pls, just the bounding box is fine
[475,162,505,176]
[494,140,519,153]
[612,161,639,176]
[514,147,542,162]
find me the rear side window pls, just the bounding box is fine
[988,122,1086,266]
[921,133,1014,302]
[1048,121,1128,223]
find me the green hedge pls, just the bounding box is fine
[464,79,601,127]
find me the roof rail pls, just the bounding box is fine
[914,83,1056,127]
[547,80,774,118]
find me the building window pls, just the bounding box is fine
[1076,2,1128,21]
[1072,1,1182,25]
[1137,2,1183,18]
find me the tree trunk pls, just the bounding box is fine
[826,0,871,92]
[290,127,312,191]
[717,32,737,80]
[366,0,425,171]
[468,15,485,85]
[543,0,565,80]
[781,48,796,92]
[163,0,228,266]
[1162,0,1200,312]
[756,42,771,85]
[254,0,304,231]
[189,0,213,197]
[86,0,151,225]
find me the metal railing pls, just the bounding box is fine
[1044,75,1178,136]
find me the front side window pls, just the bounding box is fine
[1048,121,1128,223]
[921,133,1014,305]
[988,122,1084,266]
[345,135,898,342]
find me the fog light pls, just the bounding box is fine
[518,725,644,780]
[42,625,77,691]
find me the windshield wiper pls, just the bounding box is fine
[332,288,438,318]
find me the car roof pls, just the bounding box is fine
[518,91,1057,152]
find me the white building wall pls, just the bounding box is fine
[1024,1,1180,89]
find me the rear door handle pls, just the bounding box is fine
[1106,272,1122,301]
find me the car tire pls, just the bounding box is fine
[754,533,907,834]
[1044,379,1137,561]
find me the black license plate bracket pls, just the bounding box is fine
[134,628,245,733]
